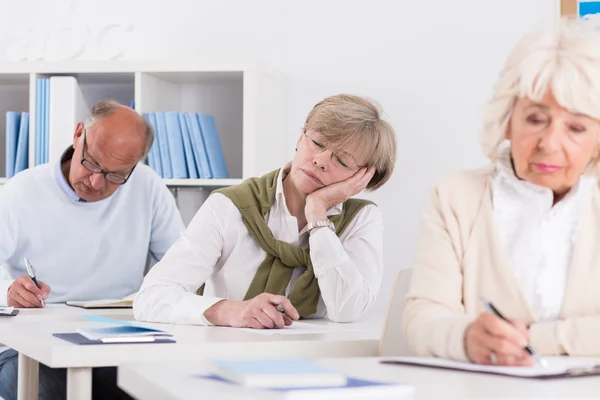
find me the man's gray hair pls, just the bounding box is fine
[83,99,154,159]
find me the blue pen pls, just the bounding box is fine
[24,257,45,308]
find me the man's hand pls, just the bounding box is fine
[7,275,50,308]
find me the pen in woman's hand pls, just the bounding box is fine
[24,257,45,308]
[479,296,547,368]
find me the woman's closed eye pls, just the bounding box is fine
[568,123,586,134]
[526,115,547,125]
[311,138,325,149]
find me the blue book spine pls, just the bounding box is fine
[178,112,199,179]
[14,112,29,174]
[164,111,188,178]
[144,112,163,177]
[185,113,212,179]
[197,114,228,178]
[43,78,50,164]
[35,79,43,166]
[154,112,172,179]
[5,112,21,178]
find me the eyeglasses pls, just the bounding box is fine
[303,130,364,171]
[81,130,135,185]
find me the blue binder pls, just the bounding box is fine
[164,111,188,178]
[178,112,199,179]
[197,114,228,178]
[14,112,29,175]
[5,112,21,178]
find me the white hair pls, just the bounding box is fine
[481,16,600,172]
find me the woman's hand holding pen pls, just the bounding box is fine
[7,275,50,308]
[465,313,534,366]
[204,293,300,329]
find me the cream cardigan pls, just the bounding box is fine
[403,167,600,361]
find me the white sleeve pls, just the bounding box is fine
[309,204,384,322]
[134,194,231,325]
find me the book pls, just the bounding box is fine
[66,292,136,309]
[0,307,18,316]
[66,298,133,309]
[75,314,173,343]
[76,325,172,341]
[201,373,414,399]
[213,359,348,388]
[5,111,21,177]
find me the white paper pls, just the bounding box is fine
[382,356,600,377]
[240,321,359,336]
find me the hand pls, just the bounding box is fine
[203,293,300,329]
[7,275,51,308]
[465,313,534,366]
[305,167,376,220]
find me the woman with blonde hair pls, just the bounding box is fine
[134,94,396,327]
[404,17,600,366]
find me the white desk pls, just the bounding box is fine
[117,357,600,400]
[1,304,133,323]
[0,313,381,400]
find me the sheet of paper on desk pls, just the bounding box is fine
[381,356,600,378]
[240,321,360,335]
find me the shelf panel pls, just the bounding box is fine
[163,178,242,187]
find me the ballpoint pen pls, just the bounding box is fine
[479,296,548,368]
[24,257,45,308]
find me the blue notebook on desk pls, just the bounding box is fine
[200,374,413,399]
[53,333,175,345]
[53,314,175,345]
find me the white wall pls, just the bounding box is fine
[0,0,558,319]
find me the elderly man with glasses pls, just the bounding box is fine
[0,99,184,400]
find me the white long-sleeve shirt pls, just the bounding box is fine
[134,165,384,325]
[491,147,595,321]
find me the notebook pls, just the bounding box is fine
[53,332,175,345]
[213,359,348,388]
[73,314,173,343]
[201,374,414,399]
[66,299,133,309]
[381,356,600,379]
[0,307,18,316]
[66,293,136,309]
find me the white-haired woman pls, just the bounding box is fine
[403,17,600,366]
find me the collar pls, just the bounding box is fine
[275,162,343,217]
[493,144,596,207]
[54,146,86,203]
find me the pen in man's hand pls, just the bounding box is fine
[479,296,547,368]
[24,257,45,308]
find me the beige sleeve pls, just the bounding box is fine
[402,186,475,362]
[530,315,600,356]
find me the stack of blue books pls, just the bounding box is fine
[5,111,30,178]
[35,78,50,166]
[142,112,229,179]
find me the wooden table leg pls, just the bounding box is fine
[17,353,38,400]
[67,367,92,400]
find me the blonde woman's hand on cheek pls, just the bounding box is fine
[465,313,534,366]
[305,167,375,220]
[203,293,300,329]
